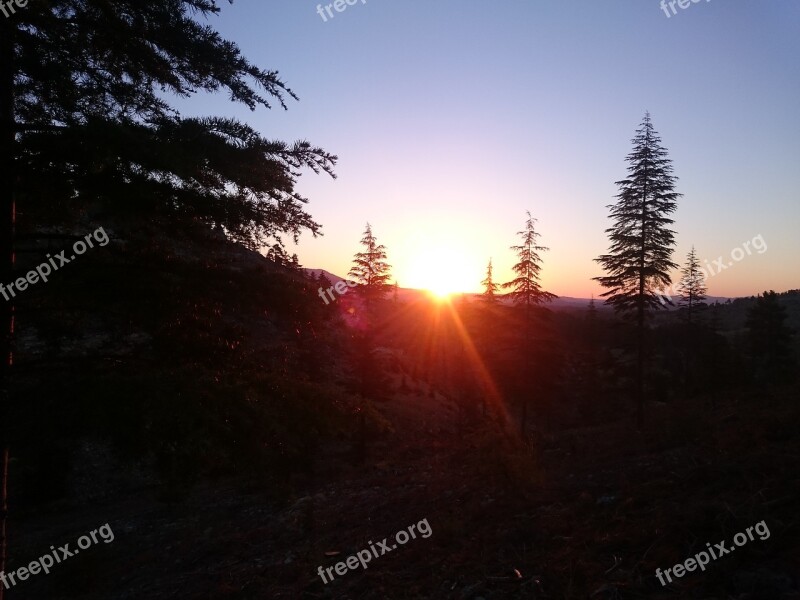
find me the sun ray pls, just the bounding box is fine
[439,301,513,430]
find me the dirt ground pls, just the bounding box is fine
[9,382,800,599]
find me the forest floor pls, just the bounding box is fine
[10,381,800,599]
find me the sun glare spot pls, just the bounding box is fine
[427,285,453,301]
[405,239,477,299]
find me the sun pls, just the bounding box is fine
[404,239,477,300]
[427,282,455,300]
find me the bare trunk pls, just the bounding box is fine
[0,17,15,600]
[520,297,531,437]
[636,299,644,429]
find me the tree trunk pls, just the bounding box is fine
[520,298,531,437]
[0,16,15,600]
[353,331,371,464]
[636,301,644,430]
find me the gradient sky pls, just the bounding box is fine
[176,0,800,298]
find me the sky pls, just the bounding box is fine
[175,0,800,298]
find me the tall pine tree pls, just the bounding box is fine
[594,113,680,427]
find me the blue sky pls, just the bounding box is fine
[176,0,800,297]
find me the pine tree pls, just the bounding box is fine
[502,211,556,435]
[348,223,392,307]
[502,212,557,307]
[267,244,289,266]
[746,291,795,382]
[677,246,707,323]
[676,247,707,395]
[583,295,601,349]
[586,296,598,328]
[480,258,500,304]
[316,272,333,309]
[7,2,337,250]
[347,225,391,460]
[1,2,338,582]
[593,112,681,427]
[587,296,598,317]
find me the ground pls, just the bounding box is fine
[10,382,800,599]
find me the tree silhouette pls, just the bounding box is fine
[347,224,391,463]
[481,258,500,304]
[502,212,557,307]
[316,271,334,314]
[348,223,392,308]
[503,211,556,435]
[677,246,707,324]
[746,291,795,383]
[317,271,333,291]
[586,296,599,334]
[594,112,680,428]
[587,296,598,317]
[1,1,337,583]
[8,2,337,251]
[674,247,708,394]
